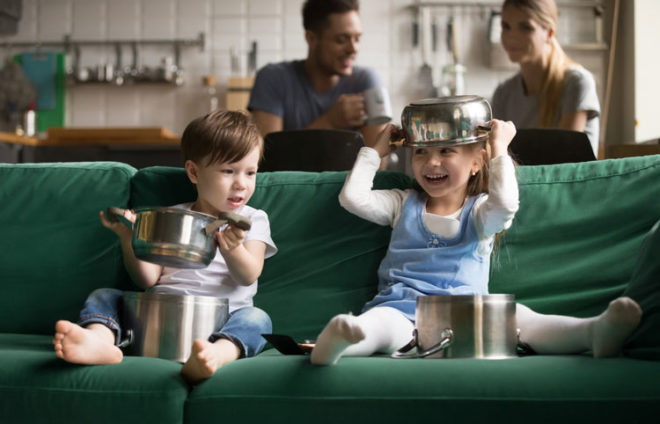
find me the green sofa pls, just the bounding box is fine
[1,155,659,424]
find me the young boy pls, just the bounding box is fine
[52,110,277,383]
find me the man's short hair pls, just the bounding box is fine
[181,109,263,166]
[302,0,359,32]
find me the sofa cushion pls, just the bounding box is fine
[0,162,136,335]
[490,155,660,317]
[130,168,412,341]
[185,350,660,424]
[623,219,660,359]
[0,333,188,424]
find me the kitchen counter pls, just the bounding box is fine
[0,127,183,169]
[0,131,39,145]
[1,127,180,146]
[43,127,180,146]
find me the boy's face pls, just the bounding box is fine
[185,146,260,216]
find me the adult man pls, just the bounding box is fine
[248,0,384,147]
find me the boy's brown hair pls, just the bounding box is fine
[181,109,263,166]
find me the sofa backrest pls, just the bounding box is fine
[130,167,412,340]
[490,154,660,317]
[4,155,656,339]
[127,156,660,338]
[0,162,136,334]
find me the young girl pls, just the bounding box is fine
[311,120,641,365]
[491,0,600,155]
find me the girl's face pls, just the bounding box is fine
[412,144,482,211]
[185,146,260,216]
[500,5,554,65]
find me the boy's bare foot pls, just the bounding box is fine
[181,338,241,384]
[310,314,366,366]
[52,320,123,365]
[592,297,642,358]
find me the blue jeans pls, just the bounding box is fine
[78,288,271,358]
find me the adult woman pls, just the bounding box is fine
[491,0,600,156]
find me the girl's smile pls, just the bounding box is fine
[412,145,482,214]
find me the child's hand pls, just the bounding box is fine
[99,208,135,241]
[216,225,246,253]
[488,119,516,158]
[372,124,403,158]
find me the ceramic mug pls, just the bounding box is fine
[363,87,392,126]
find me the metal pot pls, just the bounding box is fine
[107,207,251,269]
[121,291,229,362]
[400,95,492,147]
[393,294,518,359]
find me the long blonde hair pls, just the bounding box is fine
[503,0,575,127]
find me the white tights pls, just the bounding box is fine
[310,297,642,366]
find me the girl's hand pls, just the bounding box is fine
[216,225,246,253]
[488,119,516,158]
[99,208,135,240]
[372,124,403,158]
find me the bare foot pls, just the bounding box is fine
[310,314,366,366]
[52,320,123,365]
[592,297,642,358]
[181,338,240,384]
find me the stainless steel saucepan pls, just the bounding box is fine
[393,294,518,359]
[107,207,252,269]
[121,291,229,362]
[399,95,492,147]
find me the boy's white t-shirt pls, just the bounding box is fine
[148,203,277,313]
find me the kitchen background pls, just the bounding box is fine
[0,0,657,148]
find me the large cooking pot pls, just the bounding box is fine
[400,95,492,147]
[107,207,251,269]
[121,292,229,362]
[393,294,518,359]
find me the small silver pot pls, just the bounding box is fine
[121,292,229,362]
[108,207,251,269]
[393,294,518,359]
[400,95,492,147]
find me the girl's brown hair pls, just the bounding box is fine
[466,140,490,197]
[181,109,263,166]
[503,0,576,127]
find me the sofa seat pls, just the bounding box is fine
[186,349,660,423]
[0,333,189,424]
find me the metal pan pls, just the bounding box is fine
[107,207,251,269]
[121,292,229,362]
[400,95,492,147]
[393,294,518,359]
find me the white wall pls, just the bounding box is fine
[1,0,607,137]
[633,0,660,143]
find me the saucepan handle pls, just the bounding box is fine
[106,207,137,226]
[106,207,126,221]
[204,211,252,236]
[391,328,454,359]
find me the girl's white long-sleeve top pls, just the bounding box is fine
[338,147,519,245]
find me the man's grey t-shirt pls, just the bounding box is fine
[491,65,601,155]
[248,60,381,131]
